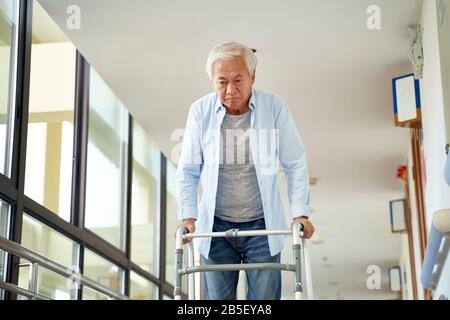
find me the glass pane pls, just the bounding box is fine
[165,161,187,292]
[83,248,124,295]
[0,0,19,177]
[36,267,73,300]
[82,286,109,300]
[131,121,159,275]
[85,67,128,250]
[0,198,9,237]
[0,200,10,300]
[18,213,79,299]
[130,271,157,300]
[20,213,79,267]
[24,0,76,221]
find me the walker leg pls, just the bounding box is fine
[174,248,183,300]
[188,241,195,300]
[174,228,186,300]
[292,222,303,300]
[293,242,303,300]
[302,239,314,300]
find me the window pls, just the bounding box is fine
[82,286,110,300]
[165,161,177,284]
[82,248,124,299]
[20,213,79,266]
[131,121,160,275]
[24,0,76,221]
[0,200,11,299]
[26,266,74,300]
[130,271,157,300]
[85,67,128,250]
[165,161,187,292]
[0,0,19,177]
[18,213,79,299]
[0,199,9,238]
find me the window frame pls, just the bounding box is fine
[0,0,182,300]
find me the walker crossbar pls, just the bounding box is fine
[184,229,293,238]
[178,263,296,275]
[173,222,313,300]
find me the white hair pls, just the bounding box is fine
[206,41,257,80]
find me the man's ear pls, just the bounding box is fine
[251,71,256,83]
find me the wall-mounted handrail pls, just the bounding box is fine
[421,208,450,291]
[421,225,444,290]
[0,236,129,300]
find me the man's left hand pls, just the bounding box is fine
[291,216,315,239]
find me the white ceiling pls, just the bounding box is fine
[38,0,422,299]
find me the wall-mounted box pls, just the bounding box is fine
[390,199,407,233]
[392,74,422,128]
[388,266,402,292]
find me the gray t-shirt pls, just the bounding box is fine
[214,110,264,222]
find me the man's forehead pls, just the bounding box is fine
[214,57,245,69]
[216,73,244,79]
[212,57,249,79]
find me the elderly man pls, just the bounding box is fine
[175,41,314,300]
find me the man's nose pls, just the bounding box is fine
[226,82,237,95]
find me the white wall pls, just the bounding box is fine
[420,0,450,299]
[399,139,433,300]
[408,144,426,299]
[400,232,413,299]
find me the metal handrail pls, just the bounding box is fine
[421,221,450,290]
[0,281,50,300]
[0,236,130,300]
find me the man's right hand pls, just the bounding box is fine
[174,219,196,244]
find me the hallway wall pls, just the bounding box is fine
[420,0,450,298]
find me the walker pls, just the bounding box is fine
[174,221,313,300]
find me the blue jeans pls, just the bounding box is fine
[200,217,281,300]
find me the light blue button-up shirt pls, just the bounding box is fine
[176,88,311,258]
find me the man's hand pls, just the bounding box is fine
[174,219,196,244]
[291,216,315,239]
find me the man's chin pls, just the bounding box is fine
[227,101,242,109]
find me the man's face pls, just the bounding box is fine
[212,56,255,112]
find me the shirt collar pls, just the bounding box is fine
[215,88,256,112]
[249,88,256,111]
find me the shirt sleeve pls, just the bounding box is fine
[275,97,311,219]
[176,103,203,221]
